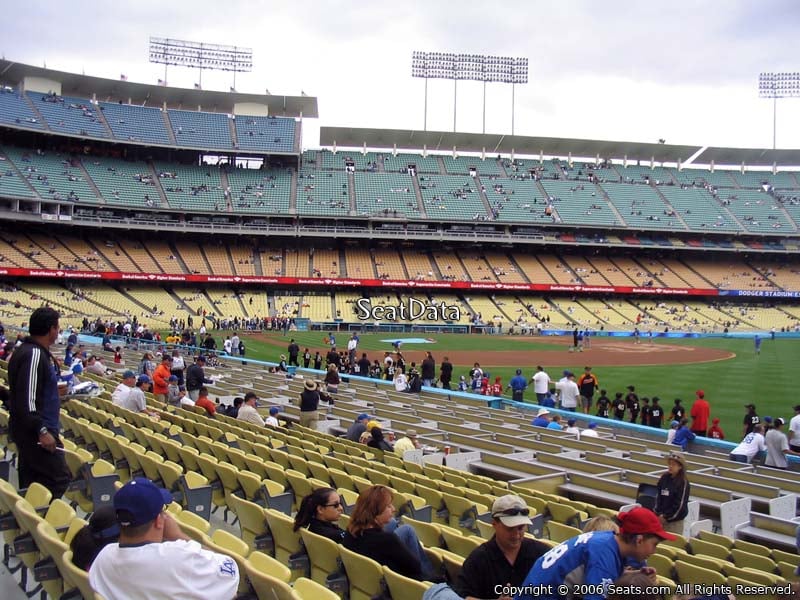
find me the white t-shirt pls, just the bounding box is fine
[265,416,280,427]
[581,428,599,438]
[120,387,147,413]
[789,414,800,446]
[89,539,239,600]
[555,380,580,409]
[731,432,767,461]
[172,355,185,371]
[112,383,133,407]
[394,374,409,392]
[532,371,550,394]
[237,404,265,427]
[224,339,232,354]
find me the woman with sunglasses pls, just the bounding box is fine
[654,452,690,535]
[343,485,432,580]
[293,488,345,543]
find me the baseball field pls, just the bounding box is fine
[206,330,796,441]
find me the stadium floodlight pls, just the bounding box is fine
[758,72,800,150]
[412,51,528,133]
[149,37,253,90]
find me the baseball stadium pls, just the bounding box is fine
[2,12,800,600]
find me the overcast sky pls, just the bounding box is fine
[3,0,800,152]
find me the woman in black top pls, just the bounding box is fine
[343,485,423,580]
[293,488,345,543]
[367,427,394,453]
[654,452,690,535]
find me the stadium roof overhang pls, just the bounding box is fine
[0,60,318,118]
[320,126,800,167]
[319,126,701,163]
[694,147,800,167]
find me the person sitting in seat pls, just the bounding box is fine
[343,485,433,580]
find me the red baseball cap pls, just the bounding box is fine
[617,507,676,541]
[696,390,705,398]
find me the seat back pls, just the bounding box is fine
[245,553,299,600]
[382,565,432,600]
[338,544,385,600]
[299,528,342,588]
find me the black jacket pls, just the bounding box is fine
[654,472,690,522]
[185,363,210,391]
[299,389,320,412]
[343,528,421,580]
[8,338,61,437]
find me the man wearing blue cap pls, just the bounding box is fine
[507,369,528,402]
[90,478,239,598]
[345,413,370,442]
[111,370,136,407]
[121,374,158,418]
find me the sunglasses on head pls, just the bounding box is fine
[493,507,530,517]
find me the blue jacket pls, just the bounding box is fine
[672,426,696,450]
[509,375,527,392]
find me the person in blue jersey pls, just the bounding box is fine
[516,507,673,600]
[507,369,528,402]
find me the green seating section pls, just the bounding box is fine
[418,175,488,220]
[658,186,741,232]
[672,168,736,187]
[319,150,380,171]
[0,155,36,198]
[384,153,441,174]
[720,189,796,234]
[227,168,292,214]
[602,182,683,230]
[616,165,678,185]
[82,156,158,208]
[296,171,350,216]
[732,170,799,189]
[2,146,100,204]
[443,156,503,176]
[353,172,420,217]
[539,180,621,227]
[153,162,225,212]
[484,178,554,224]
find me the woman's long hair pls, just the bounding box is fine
[293,487,337,532]
[347,485,393,537]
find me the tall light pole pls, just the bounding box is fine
[412,52,528,134]
[759,72,800,150]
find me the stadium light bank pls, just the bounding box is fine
[149,36,253,91]
[758,71,800,150]
[412,51,528,135]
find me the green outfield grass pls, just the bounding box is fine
[172,330,796,441]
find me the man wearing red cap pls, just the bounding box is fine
[689,390,710,437]
[517,507,672,600]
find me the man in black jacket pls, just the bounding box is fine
[439,357,453,389]
[287,339,300,366]
[185,355,213,402]
[8,307,71,497]
[420,352,436,388]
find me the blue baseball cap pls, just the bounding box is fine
[137,374,151,385]
[114,478,173,527]
[357,413,370,421]
[269,407,280,416]
[122,370,136,379]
